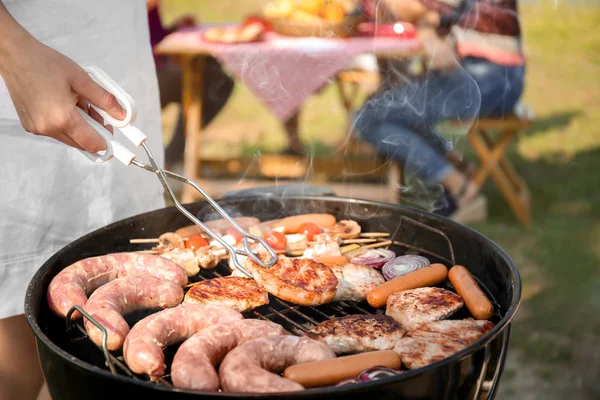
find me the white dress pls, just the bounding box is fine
[0,0,165,319]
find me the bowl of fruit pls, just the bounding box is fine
[262,0,365,38]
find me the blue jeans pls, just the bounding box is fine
[354,57,525,184]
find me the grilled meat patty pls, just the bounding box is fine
[330,263,385,302]
[386,287,464,331]
[394,319,495,369]
[184,276,269,312]
[305,314,406,354]
[244,255,338,306]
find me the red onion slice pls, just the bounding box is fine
[358,366,402,381]
[335,378,359,387]
[335,366,401,386]
[350,249,395,268]
[382,255,430,280]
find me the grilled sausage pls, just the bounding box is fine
[174,217,260,237]
[448,265,494,320]
[284,350,401,388]
[277,214,337,234]
[366,263,448,308]
[312,256,349,266]
[219,335,336,393]
[123,304,243,380]
[171,319,289,391]
[83,276,184,350]
[47,253,187,319]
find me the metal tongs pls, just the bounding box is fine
[77,66,277,277]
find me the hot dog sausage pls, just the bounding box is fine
[312,256,349,266]
[277,214,337,234]
[175,217,260,237]
[448,265,494,320]
[219,335,336,393]
[366,263,448,308]
[47,253,188,319]
[123,304,243,380]
[171,319,288,391]
[283,350,401,388]
[83,276,184,350]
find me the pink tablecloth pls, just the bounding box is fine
[158,28,421,121]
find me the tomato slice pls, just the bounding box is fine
[264,230,287,251]
[185,235,209,250]
[298,222,321,241]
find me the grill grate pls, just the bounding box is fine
[65,215,456,386]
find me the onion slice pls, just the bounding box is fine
[350,249,395,268]
[335,366,401,386]
[381,255,430,280]
[358,366,401,381]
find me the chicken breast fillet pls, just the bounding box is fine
[386,287,464,331]
[330,263,385,302]
[305,314,406,354]
[243,255,338,306]
[394,319,495,369]
[184,276,269,312]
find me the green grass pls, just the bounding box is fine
[161,0,600,394]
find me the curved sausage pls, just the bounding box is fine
[123,304,243,380]
[83,276,184,350]
[47,252,188,319]
[219,335,336,393]
[171,319,288,391]
[367,263,448,308]
[448,265,494,319]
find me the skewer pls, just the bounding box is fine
[361,240,392,249]
[129,232,390,245]
[135,250,159,254]
[130,237,190,244]
[129,238,160,244]
[360,232,390,238]
[341,238,377,244]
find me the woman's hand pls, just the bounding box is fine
[0,14,125,153]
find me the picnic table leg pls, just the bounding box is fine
[284,112,304,154]
[181,55,205,204]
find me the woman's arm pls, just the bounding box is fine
[0,2,125,152]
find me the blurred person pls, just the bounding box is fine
[147,0,234,169]
[0,1,167,399]
[354,0,525,220]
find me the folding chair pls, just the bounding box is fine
[458,110,534,228]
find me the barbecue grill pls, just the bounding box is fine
[25,191,521,400]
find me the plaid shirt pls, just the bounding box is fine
[361,0,524,66]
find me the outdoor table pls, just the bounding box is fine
[155,26,422,202]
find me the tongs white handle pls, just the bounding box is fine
[77,109,136,165]
[77,66,279,275]
[78,66,147,163]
